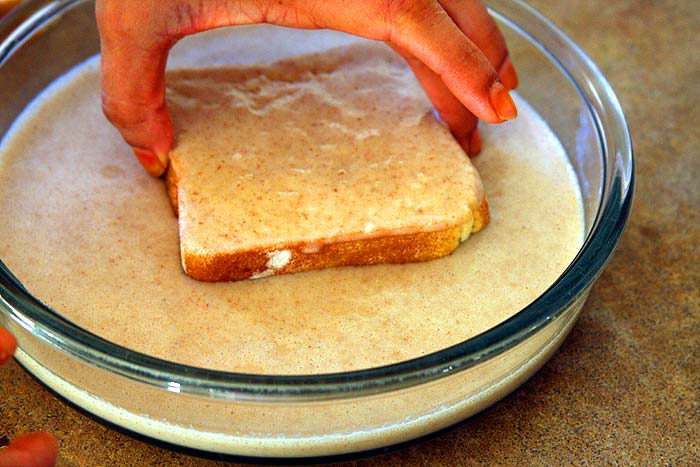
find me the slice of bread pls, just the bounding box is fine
[165,42,489,282]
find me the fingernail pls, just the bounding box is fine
[133,148,167,177]
[490,82,518,121]
[499,57,519,90]
[155,149,169,168]
[468,128,482,157]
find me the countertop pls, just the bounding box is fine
[1,0,698,465]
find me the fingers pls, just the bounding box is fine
[438,0,518,89]
[0,335,58,467]
[97,0,516,175]
[307,0,516,144]
[377,1,515,123]
[0,432,59,467]
[0,327,17,365]
[498,57,518,90]
[96,1,174,176]
[393,45,481,155]
[388,1,517,155]
[294,0,516,122]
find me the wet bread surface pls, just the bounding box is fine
[166,43,488,281]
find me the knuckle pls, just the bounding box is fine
[384,0,435,26]
[96,0,171,45]
[100,97,121,125]
[101,95,148,133]
[101,94,172,149]
[168,2,202,37]
[381,0,445,43]
[96,0,139,34]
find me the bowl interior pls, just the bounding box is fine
[0,0,632,398]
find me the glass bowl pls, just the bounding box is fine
[0,0,633,459]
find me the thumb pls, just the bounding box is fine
[96,0,174,176]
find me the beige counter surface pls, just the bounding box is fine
[1,0,699,465]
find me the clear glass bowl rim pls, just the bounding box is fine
[0,0,633,401]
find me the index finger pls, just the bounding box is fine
[306,0,516,123]
[439,0,518,88]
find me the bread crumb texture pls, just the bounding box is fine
[166,42,488,282]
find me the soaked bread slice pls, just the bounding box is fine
[165,42,489,282]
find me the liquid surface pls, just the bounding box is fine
[0,27,583,375]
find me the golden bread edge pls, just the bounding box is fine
[165,163,488,282]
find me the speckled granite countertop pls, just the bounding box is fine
[1,0,699,465]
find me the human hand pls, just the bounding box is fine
[97,0,518,177]
[0,327,59,467]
